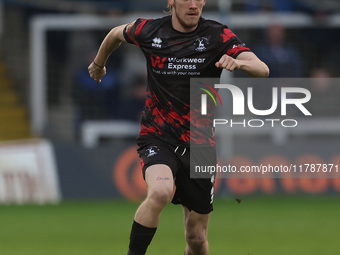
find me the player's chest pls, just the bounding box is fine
[144,34,214,55]
[142,35,216,76]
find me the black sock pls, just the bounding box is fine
[127,221,157,255]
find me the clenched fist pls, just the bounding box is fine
[215,54,240,72]
[88,62,106,83]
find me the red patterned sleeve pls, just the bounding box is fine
[123,18,152,48]
[220,26,251,58]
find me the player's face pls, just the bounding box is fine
[170,0,206,32]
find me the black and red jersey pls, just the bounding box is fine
[123,15,250,147]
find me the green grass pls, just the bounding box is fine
[0,196,339,255]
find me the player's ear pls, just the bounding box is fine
[168,0,174,8]
[164,0,174,14]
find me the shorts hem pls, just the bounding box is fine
[171,201,213,214]
[142,160,176,179]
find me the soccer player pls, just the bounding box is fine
[88,0,269,254]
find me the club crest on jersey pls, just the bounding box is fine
[152,37,162,48]
[145,146,160,157]
[195,37,209,52]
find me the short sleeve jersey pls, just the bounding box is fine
[123,15,250,147]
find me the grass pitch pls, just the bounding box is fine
[0,196,339,255]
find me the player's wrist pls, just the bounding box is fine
[93,61,105,69]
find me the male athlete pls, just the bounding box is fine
[88,0,269,254]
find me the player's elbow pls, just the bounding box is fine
[253,62,270,78]
[242,57,270,78]
[261,64,270,78]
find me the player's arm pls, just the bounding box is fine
[88,23,131,83]
[215,51,270,78]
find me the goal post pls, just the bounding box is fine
[29,15,128,135]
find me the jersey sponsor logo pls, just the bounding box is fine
[168,63,197,70]
[152,37,162,48]
[151,56,206,72]
[194,37,209,52]
[167,57,206,71]
[151,55,167,68]
[168,57,206,64]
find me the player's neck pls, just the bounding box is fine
[171,15,198,33]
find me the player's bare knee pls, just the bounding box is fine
[185,223,208,250]
[186,233,206,250]
[147,186,172,208]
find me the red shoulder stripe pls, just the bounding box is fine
[135,19,153,36]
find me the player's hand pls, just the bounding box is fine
[88,62,106,83]
[215,54,240,72]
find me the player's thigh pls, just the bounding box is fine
[183,205,210,238]
[145,164,175,200]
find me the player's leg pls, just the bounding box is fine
[183,206,210,255]
[135,164,174,227]
[128,164,174,255]
[172,145,215,255]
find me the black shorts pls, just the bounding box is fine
[137,135,216,214]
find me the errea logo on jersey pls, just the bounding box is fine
[152,37,162,48]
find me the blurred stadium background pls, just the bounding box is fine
[0,0,339,254]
